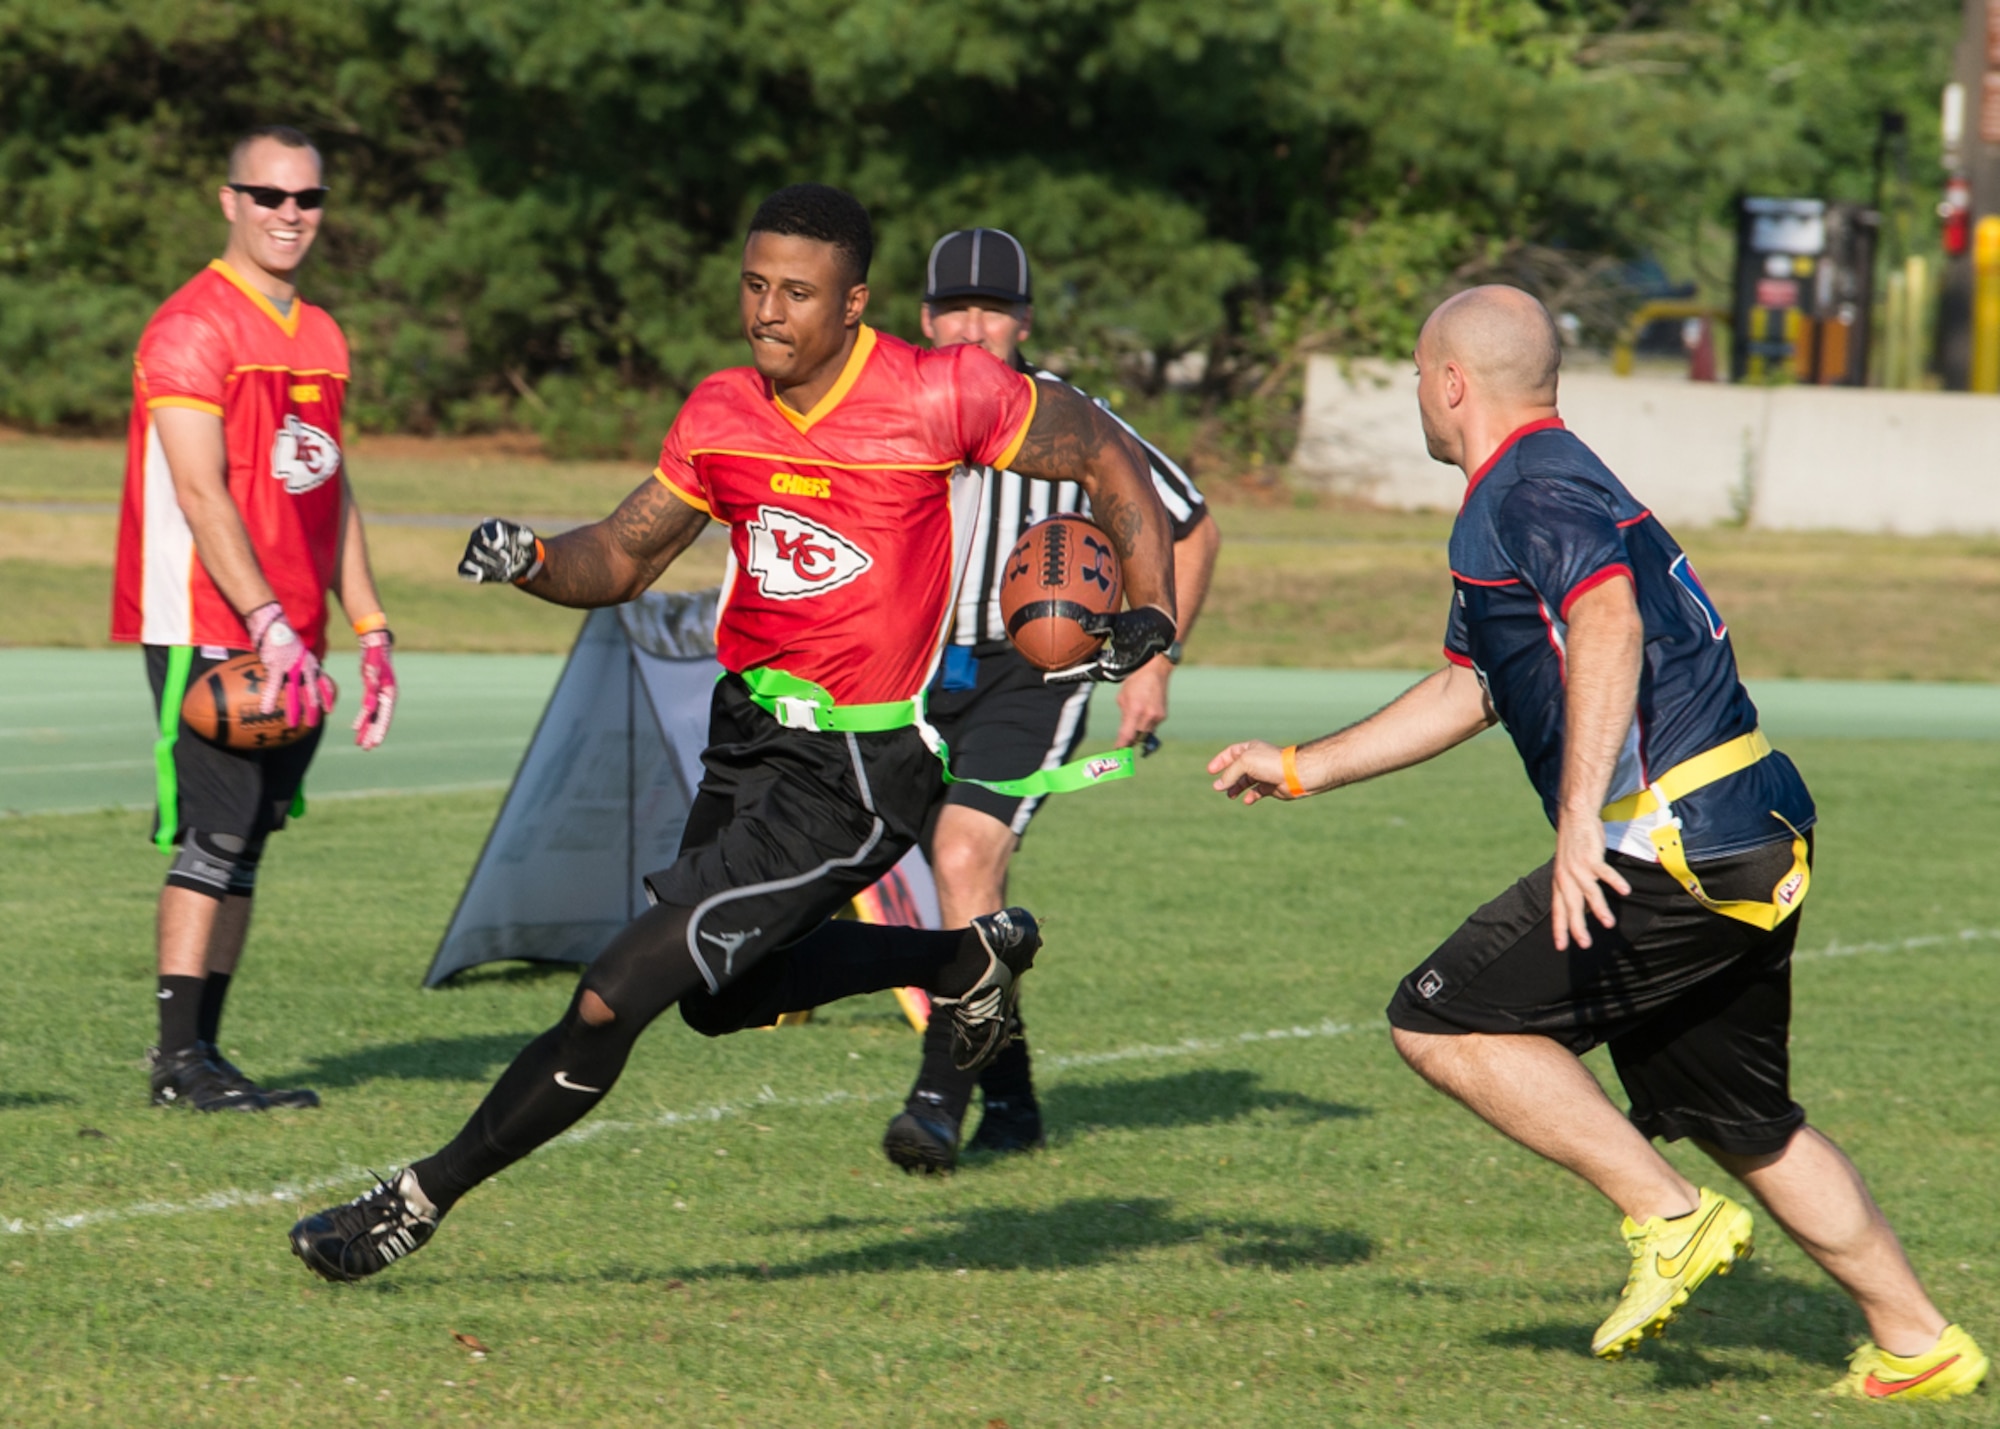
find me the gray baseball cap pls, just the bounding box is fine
[924,228,1032,304]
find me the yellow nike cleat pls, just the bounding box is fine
[1591,1187,1755,1360]
[1831,1323,1989,1402]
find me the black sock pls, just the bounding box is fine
[196,971,232,1048]
[156,975,205,1056]
[908,1015,977,1127]
[977,1022,1036,1109]
[412,996,636,1215]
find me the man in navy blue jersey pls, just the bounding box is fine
[1207,286,1985,1399]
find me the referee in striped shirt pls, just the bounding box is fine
[882,227,1220,1174]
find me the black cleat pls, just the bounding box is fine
[966,1097,1045,1156]
[289,1170,440,1282]
[149,1046,267,1112]
[201,1043,320,1110]
[930,908,1041,1074]
[882,1109,960,1175]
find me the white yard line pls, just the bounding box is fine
[5,931,1995,1239]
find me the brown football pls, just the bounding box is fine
[180,654,335,750]
[998,514,1123,671]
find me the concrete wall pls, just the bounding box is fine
[1295,355,2000,535]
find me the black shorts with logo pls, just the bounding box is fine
[1386,835,1814,1156]
[145,645,323,850]
[644,673,943,994]
[923,643,1094,841]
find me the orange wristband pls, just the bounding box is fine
[351,611,389,637]
[1281,744,1305,798]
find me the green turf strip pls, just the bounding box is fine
[1,731,1995,1425]
[5,649,1998,818]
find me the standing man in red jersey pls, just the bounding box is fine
[288,184,1177,1282]
[879,228,1220,1173]
[113,126,399,1113]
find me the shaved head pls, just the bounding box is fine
[1419,285,1561,404]
[1413,284,1564,472]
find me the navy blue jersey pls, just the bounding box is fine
[1444,420,1814,860]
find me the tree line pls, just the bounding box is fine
[0,0,1952,458]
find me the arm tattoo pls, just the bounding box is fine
[1010,382,1174,613]
[531,477,708,607]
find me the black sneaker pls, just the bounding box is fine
[200,1043,320,1110]
[148,1046,267,1112]
[882,1109,960,1175]
[930,908,1041,1073]
[966,1097,1044,1155]
[289,1170,440,1283]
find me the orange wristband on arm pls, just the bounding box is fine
[351,611,389,637]
[1281,744,1306,798]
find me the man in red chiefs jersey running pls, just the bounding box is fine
[113,125,399,1114]
[288,184,1177,1282]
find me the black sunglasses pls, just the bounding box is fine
[228,182,329,211]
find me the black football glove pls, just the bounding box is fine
[1044,605,1177,686]
[458,518,543,584]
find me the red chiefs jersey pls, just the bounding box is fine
[655,326,1037,706]
[112,260,349,656]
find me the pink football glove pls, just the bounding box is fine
[244,601,334,729]
[354,628,397,750]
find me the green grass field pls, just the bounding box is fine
[4,727,1996,1426]
[8,428,2000,679]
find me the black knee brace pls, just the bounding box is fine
[166,829,248,900]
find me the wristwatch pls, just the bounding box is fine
[1162,640,1183,666]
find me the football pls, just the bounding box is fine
[180,653,334,750]
[998,514,1123,671]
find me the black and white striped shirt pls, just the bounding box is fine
[953,363,1206,648]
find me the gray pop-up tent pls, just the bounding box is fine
[425,588,939,993]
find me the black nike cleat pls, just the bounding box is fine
[882,1109,961,1175]
[966,1096,1045,1156]
[149,1046,267,1112]
[201,1043,320,1110]
[289,1169,440,1283]
[930,907,1041,1074]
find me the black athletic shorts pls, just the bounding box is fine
[644,673,942,994]
[144,645,322,850]
[1386,834,1814,1156]
[923,643,1093,841]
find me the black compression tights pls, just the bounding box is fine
[411,906,977,1213]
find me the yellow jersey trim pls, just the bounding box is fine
[771,325,877,434]
[990,370,1040,471]
[653,466,713,515]
[208,259,304,339]
[685,447,956,472]
[145,396,226,417]
[226,365,349,380]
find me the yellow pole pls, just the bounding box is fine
[1905,255,1931,390]
[1972,218,2000,394]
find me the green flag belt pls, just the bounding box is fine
[739,665,1136,799]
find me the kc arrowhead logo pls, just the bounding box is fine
[745,505,873,600]
[271,414,342,494]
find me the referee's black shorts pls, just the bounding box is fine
[923,643,1093,843]
[644,673,940,995]
[144,644,322,851]
[1386,834,1814,1156]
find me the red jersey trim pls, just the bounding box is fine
[653,466,712,515]
[1615,510,1652,528]
[207,259,303,339]
[990,371,1040,472]
[1460,415,1566,509]
[772,325,877,434]
[685,448,956,472]
[146,395,225,416]
[1558,563,1635,620]
[1443,647,1474,668]
[1450,571,1521,588]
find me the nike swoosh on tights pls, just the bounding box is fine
[158,990,173,999]
[553,1072,603,1094]
[1653,1201,1724,1278]
[1864,1356,1960,1398]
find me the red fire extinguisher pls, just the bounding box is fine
[1942,175,1971,258]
